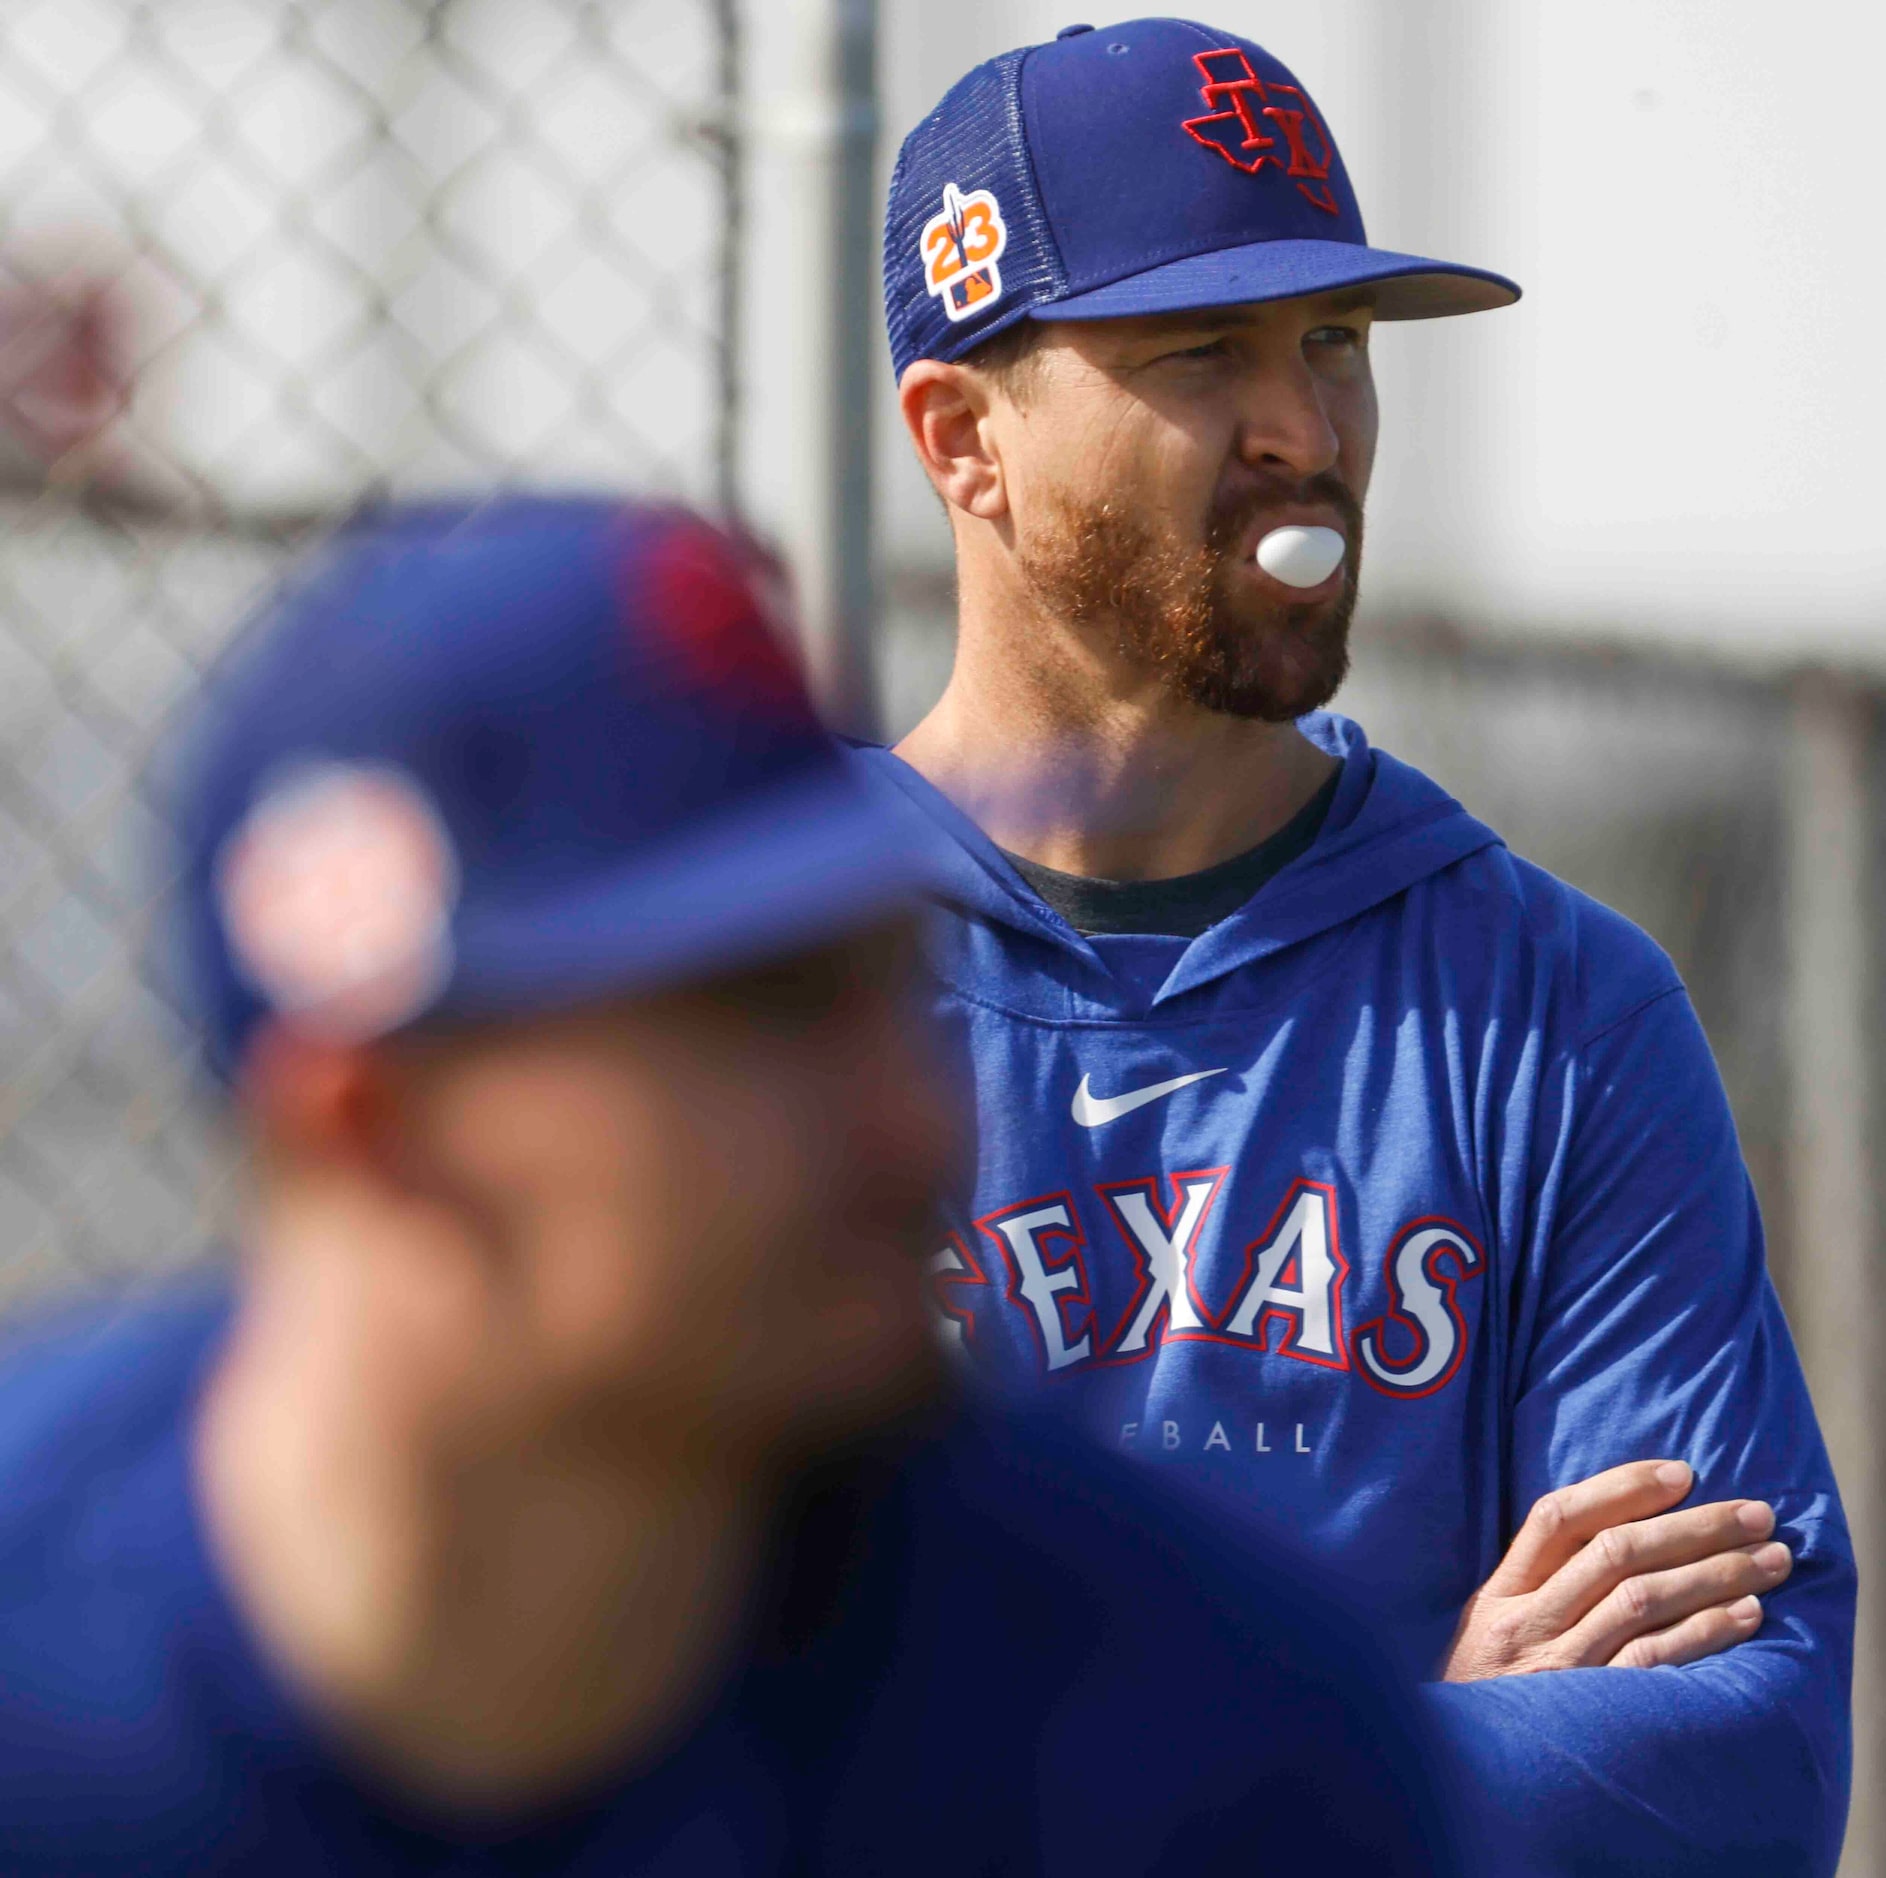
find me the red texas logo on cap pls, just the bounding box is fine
[921,183,1009,322]
[1180,48,1340,216]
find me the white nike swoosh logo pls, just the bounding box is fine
[1071,1068,1227,1128]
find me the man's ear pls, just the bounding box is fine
[898,360,1008,522]
[238,1024,399,1171]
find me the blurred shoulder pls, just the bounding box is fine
[0,1277,230,1540]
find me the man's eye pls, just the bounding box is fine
[1162,338,1231,363]
[1307,324,1367,349]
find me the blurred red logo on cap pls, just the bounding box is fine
[637,518,817,725]
[1181,48,1341,216]
[216,762,459,1042]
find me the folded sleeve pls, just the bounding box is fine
[1425,981,1854,1877]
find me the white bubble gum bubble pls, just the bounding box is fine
[1255,525,1346,590]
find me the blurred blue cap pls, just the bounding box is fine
[884,17,1520,379]
[174,496,926,1079]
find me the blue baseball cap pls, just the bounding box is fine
[172,496,930,1080]
[884,17,1520,378]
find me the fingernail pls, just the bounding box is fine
[1736,1501,1776,1537]
[1755,1542,1791,1575]
[1656,1462,1692,1490]
[1729,1595,1762,1622]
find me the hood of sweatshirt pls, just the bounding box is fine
[854,713,1506,1019]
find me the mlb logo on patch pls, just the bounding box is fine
[921,183,1008,322]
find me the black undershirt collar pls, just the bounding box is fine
[1002,769,1339,939]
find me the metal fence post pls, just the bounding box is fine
[710,0,746,524]
[767,0,880,737]
[1785,672,1881,1878]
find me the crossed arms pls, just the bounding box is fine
[1422,984,1853,1876]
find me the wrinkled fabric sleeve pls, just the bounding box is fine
[1424,985,1854,1878]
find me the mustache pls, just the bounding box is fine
[1206,473,1363,555]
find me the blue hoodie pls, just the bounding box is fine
[859,712,1853,1877]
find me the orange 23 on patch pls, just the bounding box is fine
[921,183,1009,322]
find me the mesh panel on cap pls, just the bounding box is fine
[882,49,1068,379]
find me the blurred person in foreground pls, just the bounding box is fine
[0,497,1465,1876]
[867,19,1853,1876]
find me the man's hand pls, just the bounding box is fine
[1441,1460,1792,1681]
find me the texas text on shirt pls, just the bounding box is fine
[864,714,1854,1878]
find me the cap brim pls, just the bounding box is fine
[1038,238,1520,324]
[442,767,940,1022]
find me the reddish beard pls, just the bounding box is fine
[1016,475,1362,722]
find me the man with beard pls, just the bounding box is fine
[862,20,1853,1876]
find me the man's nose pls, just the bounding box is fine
[1229,357,1342,482]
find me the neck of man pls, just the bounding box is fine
[895,539,1338,882]
[194,1169,772,1815]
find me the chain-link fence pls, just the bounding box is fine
[0,0,737,1305]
